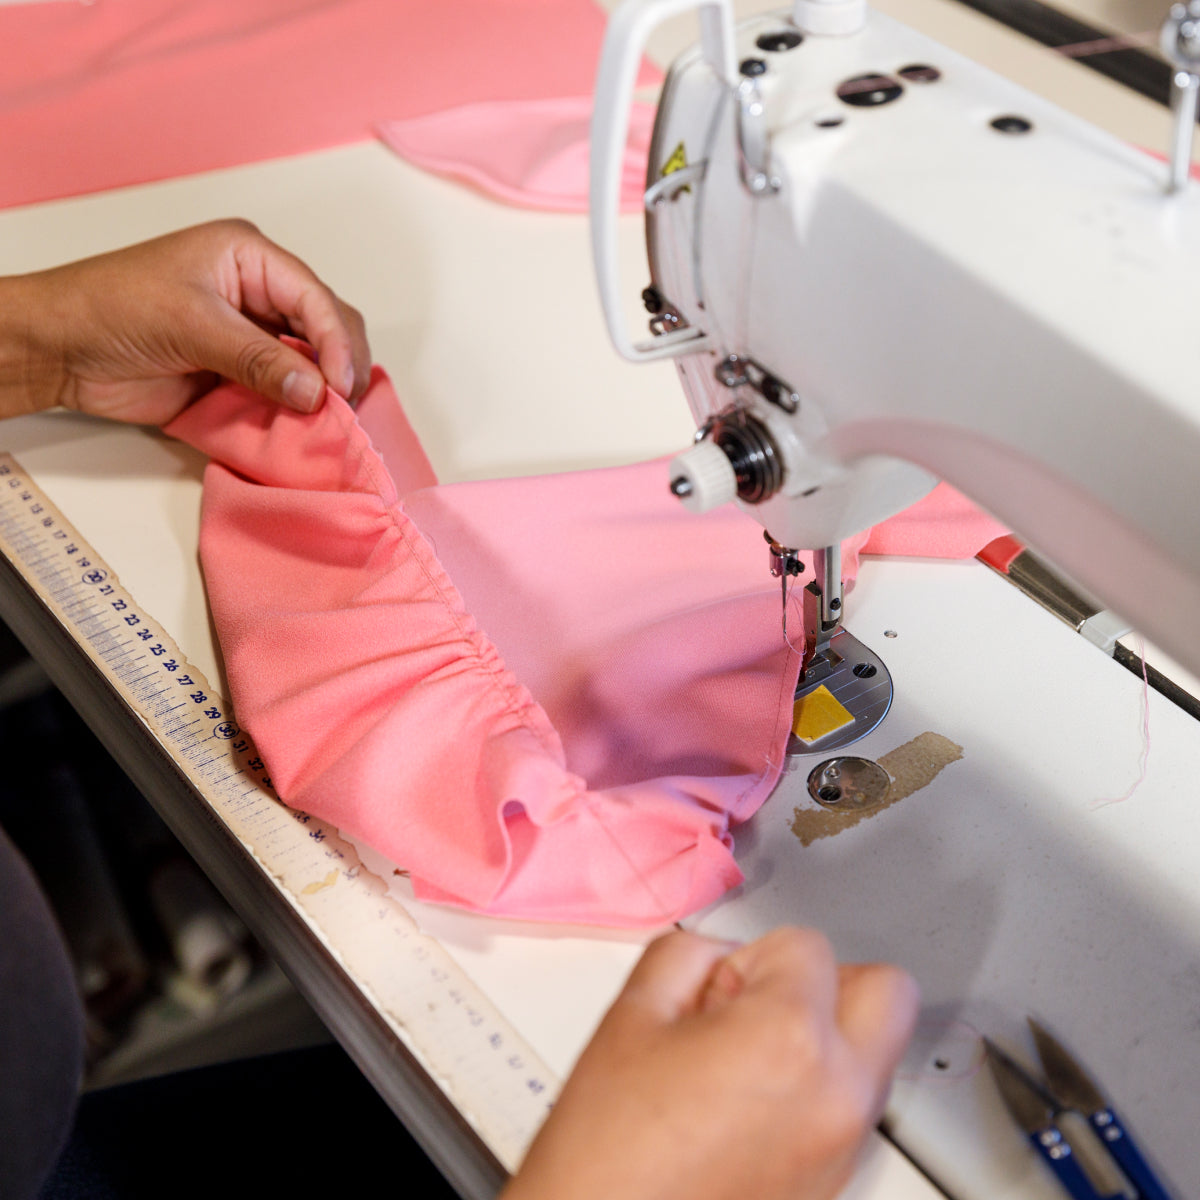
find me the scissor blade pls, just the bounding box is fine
[1027,1022,1176,1200]
[1029,1020,1178,1200]
[984,1038,1057,1134]
[1028,1019,1107,1114]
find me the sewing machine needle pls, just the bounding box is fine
[782,565,790,641]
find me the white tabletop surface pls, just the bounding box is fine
[1,2,1195,1197]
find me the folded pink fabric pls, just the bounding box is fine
[1,0,656,209]
[165,373,796,925]
[377,96,656,214]
[164,372,1004,927]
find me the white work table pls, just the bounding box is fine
[1,1,1196,1197]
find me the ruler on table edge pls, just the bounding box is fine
[0,452,557,1182]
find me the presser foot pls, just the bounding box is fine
[787,628,893,758]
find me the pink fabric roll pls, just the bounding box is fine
[0,0,658,209]
[164,371,1004,927]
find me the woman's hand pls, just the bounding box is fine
[503,927,919,1200]
[0,219,370,426]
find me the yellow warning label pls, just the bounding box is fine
[661,141,689,177]
[792,685,855,744]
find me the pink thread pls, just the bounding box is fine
[782,575,807,658]
[1090,637,1151,810]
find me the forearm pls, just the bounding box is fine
[0,273,65,420]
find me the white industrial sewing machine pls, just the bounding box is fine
[591,0,1200,753]
[591,6,1200,1194]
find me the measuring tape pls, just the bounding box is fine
[0,451,556,1176]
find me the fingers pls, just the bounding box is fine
[191,303,331,413]
[716,929,919,1096]
[334,297,372,402]
[615,931,739,1023]
[229,228,372,404]
[508,928,918,1200]
[836,963,920,1085]
[724,926,841,1019]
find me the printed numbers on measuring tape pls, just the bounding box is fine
[0,457,274,796]
[0,453,560,1161]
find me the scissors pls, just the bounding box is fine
[984,1018,1174,1200]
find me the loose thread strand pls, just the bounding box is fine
[1090,636,1151,810]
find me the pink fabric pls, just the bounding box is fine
[164,372,1005,927]
[0,0,657,210]
[377,97,656,214]
[165,372,799,926]
[858,481,1005,559]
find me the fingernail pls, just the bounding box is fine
[283,370,324,413]
[340,365,356,399]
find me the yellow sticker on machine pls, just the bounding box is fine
[792,684,856,744]
[661,141,689,177]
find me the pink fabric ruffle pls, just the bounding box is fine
[165,372,801,926]
[164,371,1004,927]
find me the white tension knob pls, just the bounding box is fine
[669,440,738,513]
[792,0,866,36]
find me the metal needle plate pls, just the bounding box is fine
[807,756,891,812]
[788,627,893,756]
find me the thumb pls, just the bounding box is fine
[192,306,331,412]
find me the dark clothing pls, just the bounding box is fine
[41,1042,460,1199]
[0,683,458,1200]
[0,826,86,1200]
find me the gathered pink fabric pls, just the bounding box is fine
[1,0,658,209]
[377,97,656,214]
[166,373,794,925]
[164,371,1004,926]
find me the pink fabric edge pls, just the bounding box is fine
[376,97,656,214]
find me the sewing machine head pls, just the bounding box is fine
[591,0,1200,691]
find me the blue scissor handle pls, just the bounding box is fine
[1028,1127,1104,1200]
[1090,1109,1175,1200]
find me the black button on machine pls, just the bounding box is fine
[836,74,903,107]
[898,63,941,82]
[756,29,803,52]
[991,114,1033,133]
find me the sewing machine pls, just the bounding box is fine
[0,3,1191,1198]
[591,0,1200,747]
[588,5,1200,1193]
